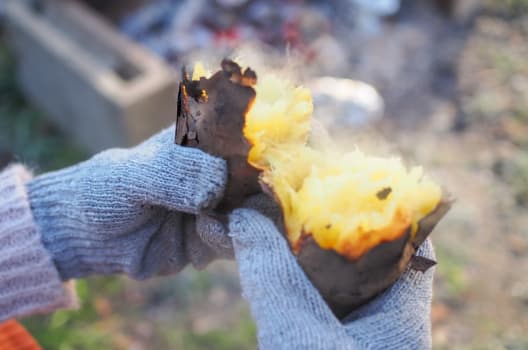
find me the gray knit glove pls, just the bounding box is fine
[229,208,434,350]
[27,126,232,280]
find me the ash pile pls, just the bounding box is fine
[119,0,402,66]
[117,0,479,130]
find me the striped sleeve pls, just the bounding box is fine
[0,165,77,322]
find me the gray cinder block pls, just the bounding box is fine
[4,0,178,153]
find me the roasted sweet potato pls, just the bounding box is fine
[297,196,451,318]
[175,60,451,317]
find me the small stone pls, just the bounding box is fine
[507,233,528,256]
[431,302,451,324]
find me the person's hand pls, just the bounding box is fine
[229,203,434,350]
[27,126,233,280]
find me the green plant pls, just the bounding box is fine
[22,279,118,350]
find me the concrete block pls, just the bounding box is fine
[4,0,178,153]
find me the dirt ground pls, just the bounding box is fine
[346,3,528,348]
[386,6,528,349]
[299,3,528,348]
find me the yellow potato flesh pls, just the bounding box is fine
[243,73,442,259]
[194,63,442,260]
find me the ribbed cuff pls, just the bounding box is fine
[0,165,77,321]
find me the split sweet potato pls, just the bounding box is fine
[175,59,451,318]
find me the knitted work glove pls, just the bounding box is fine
[27,126,232,280]
[229,208,434,350]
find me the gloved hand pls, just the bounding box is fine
[27,126,233,281]
[229,206,435,350]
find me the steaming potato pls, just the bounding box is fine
[245,76,442,260]
[175,60,451,317]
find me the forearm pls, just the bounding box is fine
[0,165,77,322]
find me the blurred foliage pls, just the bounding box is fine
[494,154,528,206]
[22,279,119,350]
[19,240,256,349]
[435,246,468,298]
[162,310,256,350]
[458,1,528,211]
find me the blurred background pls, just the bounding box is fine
[1,0,528,349]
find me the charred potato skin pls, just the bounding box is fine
[295,198,452,319]
[176,62,260,211]
[298,231,412,319]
